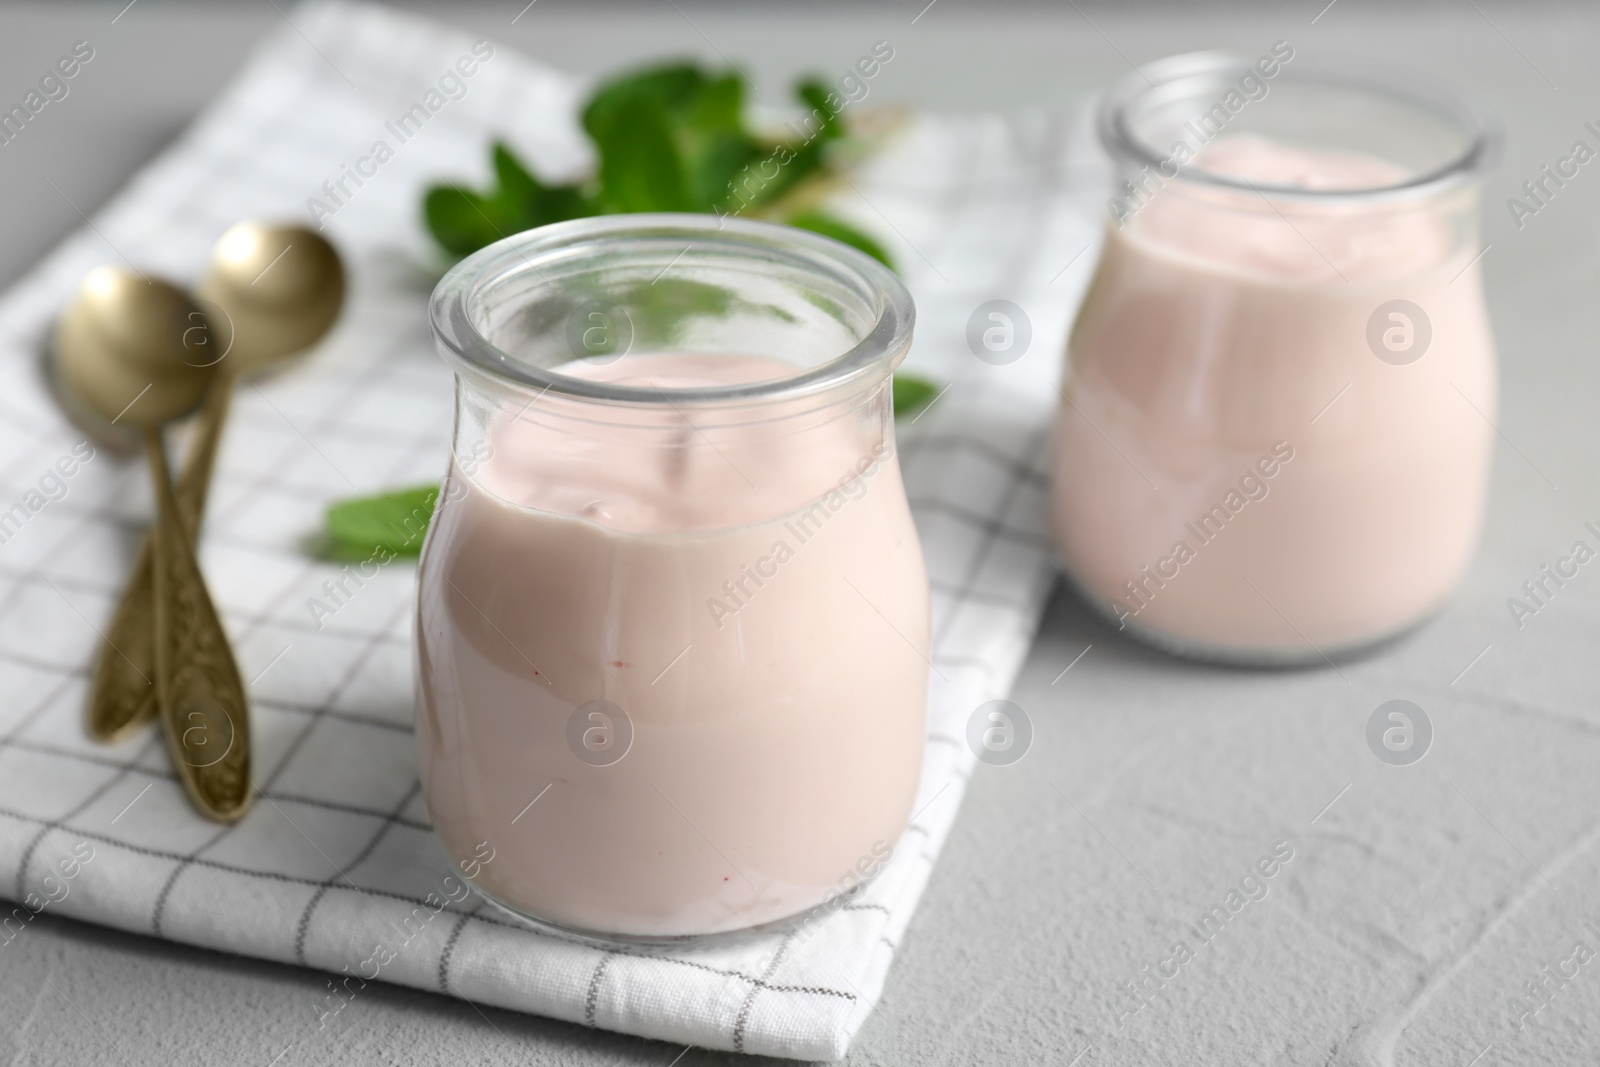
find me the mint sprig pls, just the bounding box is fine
[421,60,890,266]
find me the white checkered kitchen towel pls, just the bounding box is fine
[0,2,1101,1059]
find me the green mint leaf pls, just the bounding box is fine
[681,75,756,188]
[785,210,894,269]
[592,96,694,212]
[892,372,940,420]
[423,187,506,257]
[322,485,438,561]
[692,132,763,211]
[582,62,708,141]
[727,144,804,210]
[684,72,745,134]
[492,140,541,204]
[679,74,762,209]
[794,79,843,143]
[588,67,758,213]
[528,183,594,226]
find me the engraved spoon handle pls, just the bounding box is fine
[143,423,252,822]
[87,367,236,742]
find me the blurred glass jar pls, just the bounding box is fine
[420,215,926,941]
[1055,51,1499,663]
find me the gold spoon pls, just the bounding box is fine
[56,267,252,821]
[84,223,344,742]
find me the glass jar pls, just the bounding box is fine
[419,215,926,941]
[1055,51,1498,663]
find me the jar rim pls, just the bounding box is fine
[428,213,915,407]
[1098,50,1499,204]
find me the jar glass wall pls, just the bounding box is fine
[420,215,927,941]
[1055,51,1499,663]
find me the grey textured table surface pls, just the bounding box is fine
[3,3,1599,1065]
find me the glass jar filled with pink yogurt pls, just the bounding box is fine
[420,215,926,941]
[1056,51,1498,663]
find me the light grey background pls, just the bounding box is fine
[3,2,1599,1065]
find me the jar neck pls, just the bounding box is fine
[1099,52,1495,215]
[431,214,915,411]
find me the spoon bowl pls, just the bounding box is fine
[198,222,344,374]
[55,266,213,427]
